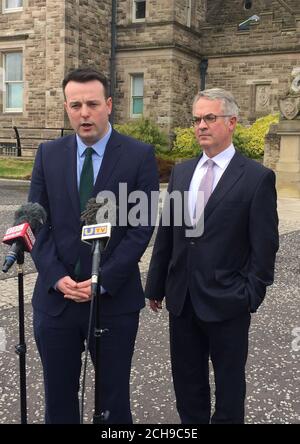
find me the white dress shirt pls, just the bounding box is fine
[188,144,236,221]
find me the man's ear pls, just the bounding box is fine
[229,116,237,131]
[107,97,113,115]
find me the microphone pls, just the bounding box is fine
[81,197,116,291]
[2,202,47,273]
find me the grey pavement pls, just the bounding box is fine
[0,179,299,424]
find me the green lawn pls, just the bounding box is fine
[0,158,33,180]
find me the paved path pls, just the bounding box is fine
[0,179,299,424]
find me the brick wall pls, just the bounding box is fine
[207,0,300,28]
[115,49,173,131]
[0,0,111,150]
[205,53,300,124]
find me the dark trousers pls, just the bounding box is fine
[169,295,251,424]
[33,302,139,424]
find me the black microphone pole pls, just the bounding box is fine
[16,249,27,424]
[2,202,46,424]
[91,240,110,424]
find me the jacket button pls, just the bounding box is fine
[190,241,195,246]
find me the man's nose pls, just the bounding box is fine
[198,118,208,129]
[80,104,90,118]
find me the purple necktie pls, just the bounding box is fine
[193,159,215,221]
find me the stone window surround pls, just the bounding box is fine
[1,0,24,14]
[0,41,25,115]
[187,0,192,28]
[130,73,144,118]
[132,0,146,23]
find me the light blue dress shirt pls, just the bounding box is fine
[54,124,112,292]
[76,122,112,188]
[77,124,112,294]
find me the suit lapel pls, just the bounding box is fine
[204,151,245,222]
[64,134,81,216]
[93,129,122,193]
[64,130,123,217]
[178,157,201,228]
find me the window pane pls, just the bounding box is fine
[7,83,23,109]
[135,0,146,19]
[133,98,143,115]
[6,0,23,8]
[5,53,23,81]
[133,76,143,96]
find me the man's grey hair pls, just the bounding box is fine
[193,88,240,118]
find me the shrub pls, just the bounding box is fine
[171,127,200,159]
[170,114,279,160]
[114,118,168,152]
[234,114,279,159]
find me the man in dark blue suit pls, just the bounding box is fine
[29,67,159,423]
[145,88,279,424]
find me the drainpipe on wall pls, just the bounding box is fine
[110,0,117,125]
[200,58,208,91]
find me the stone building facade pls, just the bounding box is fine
[0,0,300,154]
[0,0,111,153]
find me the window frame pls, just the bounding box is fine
[2,51,24,113]
[187,0,192,28]
[2,0,23,13]
[130,74,144,118]
[132,0,146,23]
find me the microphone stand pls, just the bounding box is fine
[91,240,110,424]
[16,250,27,424]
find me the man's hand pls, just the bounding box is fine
[57,276,92,303]
[149,299,163,313]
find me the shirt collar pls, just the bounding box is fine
[76,122,112,158]
[199,144,235,169]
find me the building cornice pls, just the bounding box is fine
[205,48,300,59]
[0,33,30,42]
[116,42,202,59]
[117,20,203,38]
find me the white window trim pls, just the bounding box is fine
[132,0,146,23]
[2,0,23,13]
[187,0,192,28]
[2,51,23,113]
[130,74,144,118]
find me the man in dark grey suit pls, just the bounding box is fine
[145,88,279,424]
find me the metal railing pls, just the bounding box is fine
[0,126,73,157]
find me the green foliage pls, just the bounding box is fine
[168,114,279,160]
[171,127,201,159]
[114,114,279,161]
[234,114,279,159]
[114,118,168,151]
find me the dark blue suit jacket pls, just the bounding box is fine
[145,151,279,322]
[29,129,159,317]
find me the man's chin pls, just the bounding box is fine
[78,131,97,145]
[197,140,210,149]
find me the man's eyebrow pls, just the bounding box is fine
[86,99,101,104]
[69,99,101,105]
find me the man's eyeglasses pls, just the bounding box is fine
[191,114,233,126]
